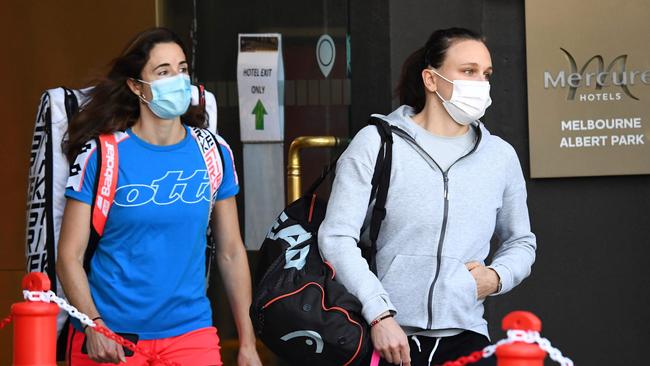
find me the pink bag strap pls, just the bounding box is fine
[370,350,381,366]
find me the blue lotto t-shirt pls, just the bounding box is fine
[65,126,239,339]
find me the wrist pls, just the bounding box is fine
[489,268,502,293]
[84,316,103,333]
[238,333,258,349]
[370,313,394,327]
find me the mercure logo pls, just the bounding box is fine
[543,48,650,101]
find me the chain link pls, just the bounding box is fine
[22,290,182,366]
[92,325,181,366]
[482,337,512,358]
[533,333,574,366]
[22,290,574,366]
[442,329,574,366]
[24,290,97,329]
[0,314,12,330]
[448,350,483,366]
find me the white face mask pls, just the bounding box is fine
[431,69,492,126]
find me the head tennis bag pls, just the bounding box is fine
[251,118,395,366]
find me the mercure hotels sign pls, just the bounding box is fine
[525,1,650,177]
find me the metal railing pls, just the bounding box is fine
[286,136,348,204]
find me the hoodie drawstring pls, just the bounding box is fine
[410,335,442,366]
[427,337,441,366]
[411,335,422,352]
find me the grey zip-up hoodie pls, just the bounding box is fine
[318,105,536,338]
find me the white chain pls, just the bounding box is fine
[481,329,573,366]
[23,290,96,330]
[482,337,513,358]
[25,290,574,366]
[533,332,574,366]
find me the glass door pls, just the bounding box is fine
[158,1,351,364]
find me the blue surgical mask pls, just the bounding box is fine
[138,74,192,119]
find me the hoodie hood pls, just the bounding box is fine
[371,105,491,152]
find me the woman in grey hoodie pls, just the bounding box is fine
[318,28,536,366]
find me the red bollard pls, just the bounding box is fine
[496,311,547,366]
[11,273,58,366]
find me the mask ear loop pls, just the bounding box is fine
[429,68,454,84]
[429,69,453,103]
[131,78,150,104]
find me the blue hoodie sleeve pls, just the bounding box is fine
[488,147,537,295]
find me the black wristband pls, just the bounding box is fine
[83,316,103,332]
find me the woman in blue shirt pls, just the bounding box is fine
[57,27,261,366]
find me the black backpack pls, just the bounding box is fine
[250,118,394,366]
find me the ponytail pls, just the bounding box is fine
[396,47,427,113]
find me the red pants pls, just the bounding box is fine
[66,325,222,366]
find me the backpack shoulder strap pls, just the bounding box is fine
[367,117,394,273]
[46,87,79,279]
[192,84,223,197]
[198,84,206,107]
[189,126,224,206]
[62,87,79,121]
[83,132,119,271]
[91,133,119,236]
[189,126,225,283]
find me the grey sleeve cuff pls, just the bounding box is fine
[362,294,397,324]
[487,264,512,296]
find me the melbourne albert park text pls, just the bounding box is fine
[559,117,645,148]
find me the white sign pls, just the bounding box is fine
[237,33,284,142]
[316,34,335,78]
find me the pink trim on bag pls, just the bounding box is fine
[370,350,381,366]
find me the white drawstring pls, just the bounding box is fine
[427,337,442,366]
[411,335,422,352]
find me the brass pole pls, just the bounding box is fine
[287,136,348,204]
[154,0,163,26]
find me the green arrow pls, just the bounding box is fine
[252,99,267,130]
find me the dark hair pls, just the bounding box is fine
[64,27,206,162]
[396,27,485,113]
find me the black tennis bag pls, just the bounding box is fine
[250,118,394,366]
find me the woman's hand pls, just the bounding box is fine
[57,199,123,364]
[465,261,500,299]
[237,342,263,366]
[370,314,411,365]
[84,320,126,364]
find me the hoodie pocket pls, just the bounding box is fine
[379,254,435,329]
[432,257,484,329]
